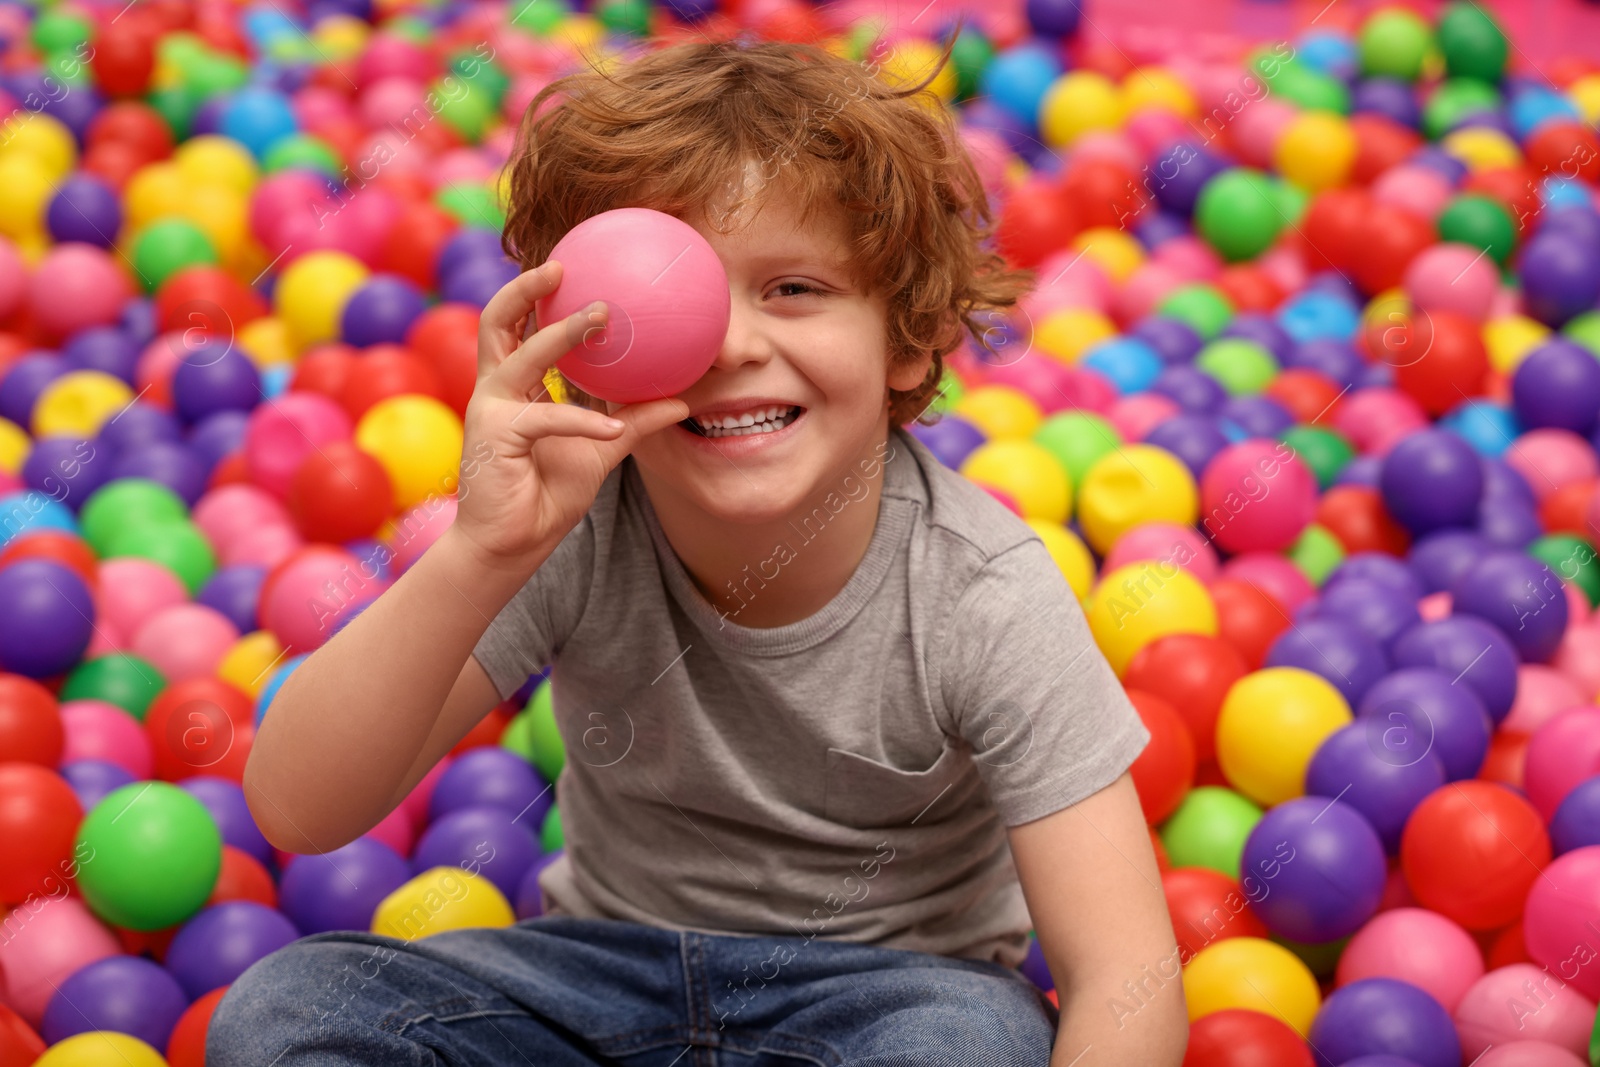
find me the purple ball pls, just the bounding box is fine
[1358,667,1494,781]
[1477,500,1541,549]
[1353,77,1421,127]
[1240,797,1385,941]
[279,837,411,935]
[1308,978,1460,1067]
[1019,936,1053,991]
[0,560,93,678]
[341,274,427,347]
[1482,457,1537,509]
[39,955,189,1049]
[172,344,262,424]
[1335,454,1383,488]
[0,354,65,427]
[1130,316,1204,364]
[441,257,519,309]
[1551,776,1600,855]
[1328,552,1423,601]
[1520,233,1600,327]
[165,902,302,999]
[1283,338,1364,387]
[1537,207,1600,250]
[96,402,182,456]
[1392,616,1519,723]
[1379,430,1484,535]
[121,298,158,345]
[909,415,985,469]
[61,327,140,383]
[197,565,265,635]
[1408,529,1492,594]
[60,759,136,812]
[187,410,249,475]
[1306,723,1446,853]
[22,436,106,510]
[108,441,208,506]
[411,806,541,899]
[180,775,273,867]
[1024,0,1081,37]
[1266,616,1390,708]
[1219,395,1294,439]
[1450,550,1567,663]
[1145,414,1230,479]
[514,850,563,919]
[1151,364,1226,413]
[1338,1058,1423,1067]
[1221,313,1294,362]
[436,228,506,282]
[1512,337,1600,434]
[1302,577,1420,649]
[1134,211,1190,250]
[960,99,1034,156]
[429,747,548,822]
[1150,141,1227,217]
[46,175,122,248]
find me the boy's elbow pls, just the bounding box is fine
[242,757,344,855]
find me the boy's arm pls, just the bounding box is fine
[1008,773,1189,1066]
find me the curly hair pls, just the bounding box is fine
[500,31,1033,427]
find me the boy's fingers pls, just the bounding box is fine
[478,262,563,380]
[494,399,625,452]
[490,300,610,399]
[594,396,692,462]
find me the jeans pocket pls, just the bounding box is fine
[822,742,966,829]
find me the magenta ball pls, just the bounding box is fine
[164,902,301,999]
[242,392,352,498]
[1523,708,1600,820]
[1220,552,1315,613]
[1524,846,1600,1002]
[1454,962,1597,1059]
[260,547,377,652]
[1506,428,1598,503]
[1335,908,1483,1014]
[1404,243,1499,321]
[193,485,292,553]
[27,243,134,339]
[537,208,730,404]
[1199,440,1317,552]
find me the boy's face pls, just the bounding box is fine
[610,172,931,526]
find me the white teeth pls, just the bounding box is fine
[691,405,800,437]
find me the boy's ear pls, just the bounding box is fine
[887,345,935,392]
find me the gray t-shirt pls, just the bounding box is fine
[472,425,1149,968]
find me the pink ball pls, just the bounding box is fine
[1371,164,1454,222]
[335,186,402,268]
[354,32,435,87]
[1150,237,1223,283]
[1228,97,1296,169]
[1220,552,1314,614]
[1126,110,1190,156]
[1508,429,1599,503]
[390,496,457,574]
[536,208,731,404]
[222,523,303,569]
[133,332,183,413]
[0,896,120,1025]
[961,126,1014,204]
[1059,368,1117,415]
[398,755,453,828]
[1026,251,1112,315]
[95,557,188,638]
[59,699,154,778]
[364,805,415,857]
[1555,623,1600,700]
[1110,393,1179,440]
[1524,846,1600,1003]
[261,546,379,652]
[1114,261,1185,323]
[1454,962,1597,1058]
[1474,1042,1588,1067]
[1335,907,1484,1013]
[291,85,353,132]
[1258,246,1307,295]
[358,77,428,131]
[193,484,292,554]
[1405,243,1500,322]
[0,235,24,320]
[1071,131,1143,174]
[431,149,497,187]
[1566,582,1591,628]
[244,392,352,499]
[979,356,1085,416]
[27,243,134,339]
[1419,590,1453,622]
[1523,707,1600,820]
[131,603,240,683]
[1333,387,1429,455]
[249,171,336,252]
[84,623,124,659]
[1103,522,1219,584]
[1198,440,1317,553]
[1503,666,1585,735]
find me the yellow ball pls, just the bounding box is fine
[960,439,1071,523]
[32,371,136,439]
[550,14,605,50]
[1183,937,1321,1036]
[174,136,259,198]
[219,631,287,698]
[1040,71,1123,148]
[878,39,957,104]
[1442,127,1521,172]
[1028,520,1094,601]
[1571,74,1600,126]
[238,316,296,367]
[355,395,465,510]
[315,14,371,58]
[1086,560,1217,676]
[1073,228,1145,285]
[952,385,1042,440]
[0,154,53,240]
[0,112,76,182]
[1035,307,1117,364]
[125,162,191,230]
[275,250,369,348]
[1216,667,1352,807]
[372,866,514,940]
[1077,444,1199,555]
[1274,111,1357,192]
[34,1032,169,1067]
[0,417,30,475]
[1120,67,1197,119]
[1485,314,1551,374]
[181,184,249,266]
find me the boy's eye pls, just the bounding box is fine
[772,282,819,298]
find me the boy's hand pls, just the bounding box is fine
[456,261,691,570]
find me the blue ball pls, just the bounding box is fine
[22,437,106,511]
[1082,338,1162,394]
[1440,400,1521,457]
[61,327,141,383]
[1278,291,1361,343]
[1129,316,1203,364]
[197,565,266,637]
[1408,529,1492,594]
[0,560,93,677]
[979,42,1062,126]
[256,652,309,725]
[1450,550,1567,663]
[0,490,76,547]
[1144,414,1229,479]
[1301,576,1420,649]
[59,759,137,815]
[1151,364,1226,414]
[430,747,548,823]
[441,257,519,308]
[221,87,298,158]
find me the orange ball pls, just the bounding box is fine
[1316,485,1411,556]
[1209,577,1289,670]
[1125,688,1196,824]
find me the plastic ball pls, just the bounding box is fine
[1183,1009,1315,1067]
[1512,337,1600,435]
[341,274,427,348]
[1124,634,1245,763]
[1158,786,1262,879]
[1216,667,1352,807]
[429,746,547,822]
[1550,777,1600,854]
[1239,797,1385,942]
[1524,708,1600,821]
[74,780,222,931]
[286,440,392,544]
[959,440,1069,523]
[0,560,94,678]
[1199,440,1317,553]
[61,699,153,778]
[31,1032,168,1067]
[241,392,352,500]
[39,955,187,1050]
[280,837,411,935]
[1390,616,1519,724]
[1125,689,1195,823]
[371,866,515,940]
[953,385,1043,440]
[1520,234,1600,327]
[1085,560,1216,676]
[164,987,227,1067]
[1523,845,1600,1001]
[32,370,135,439]
[1401,781,1550,930]
[171,345,261,425]
[413,806,541,900]
[0,762,81,905]
[1195,169,1285,262]
[1308,978,1460,1067]
[276,250,370,348]
[1379,429,1484,534]
[1453,961,1596,1059]
[1306,722,1446,854]
[1183,937,1320,1036]
[1077,444,1198,554]
[354,395,463,510]
[1336,908,1483,1015]
[165,901,300,999]
[28,244,134,339]
[1040,72,1122,148]
[1275,111,1356,192]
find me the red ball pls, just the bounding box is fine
[406,303,480,418]
[1163,867,1269,964]
[1462,166,1541,233]
[1539,479,1597,536]
[337,344,443,420]
[1059,156,1149,232]
[1315,485,1410,557]
[0,531,97,587]
[1297,188,1370,273]
[1264,369,1345,425]
[1208,578,1289,671]
[1349,114,1421,185]
[754,0,827,43]
[1392,310,1490,415]
[290,343,357,400]
[1183,1009,1314,1067]
[143,677,256,783]
[86,101,175,162]
[379,202,459,289]
[0,675,61,767]
[166,987,228,1067]
[0,762,82,904]
[1126,689,1195,823]
[1478,728,1530,792]
[1215,265,1283,313]
[287,440,393,544]
[1401,781,1550,930]
[1527,121,1600,184]
[155,266,268,337]
[996,180,1081,269]
[449,703,516,758]
[1350,202,1435,295]
[1124,634,1246,762]
[90,14,159,97]
[207,845,277,908]
[1485,918,1533,970]
[0,1002,46,1066]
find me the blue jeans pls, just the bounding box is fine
[208,915,1057,1066]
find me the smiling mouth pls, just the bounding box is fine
[679,405,805,438]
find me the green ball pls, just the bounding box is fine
[1437,0,1508,83]
[1275,180,1309,227]
[1158,786,1263,879]
[388,15,434,43]
[947,25,994,101]
[46,47,93,90]
[596,0,651,37]
[60,654,166,721]
[1437,194,1517,264]
[1196,339,1278,396]
[75,782,222,931]
[146,84,200,141]
[1358,9,1433,80]
[520,678,564,784]
[437,182,505,229]
[1195,170,1286,263]
[131,219,219,293]
[105,519,217,596]
[263,134,342,177]
[1563,311,1600,358]
[1271,63,1351,114]
[1288,522,1344,586]
[450,50,512,109]
[1033,411,1122,495]
[433,80,496,143]
[1157,284,1235,340]
[540,804,563,852]
[510,0,573,35]
[1280,426,1353,490]
[1423,78,1502,140]
[928,368,964,415]
[1529,534,1600,608]
[32,10,90,54]
[81,480,187,556]
[182,51,249,98]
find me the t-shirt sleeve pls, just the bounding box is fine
[937,538,1150,827]
[471,516,597,701]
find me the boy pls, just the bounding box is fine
[213,35,1187,1066]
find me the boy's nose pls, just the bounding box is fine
[708,292,772,373]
